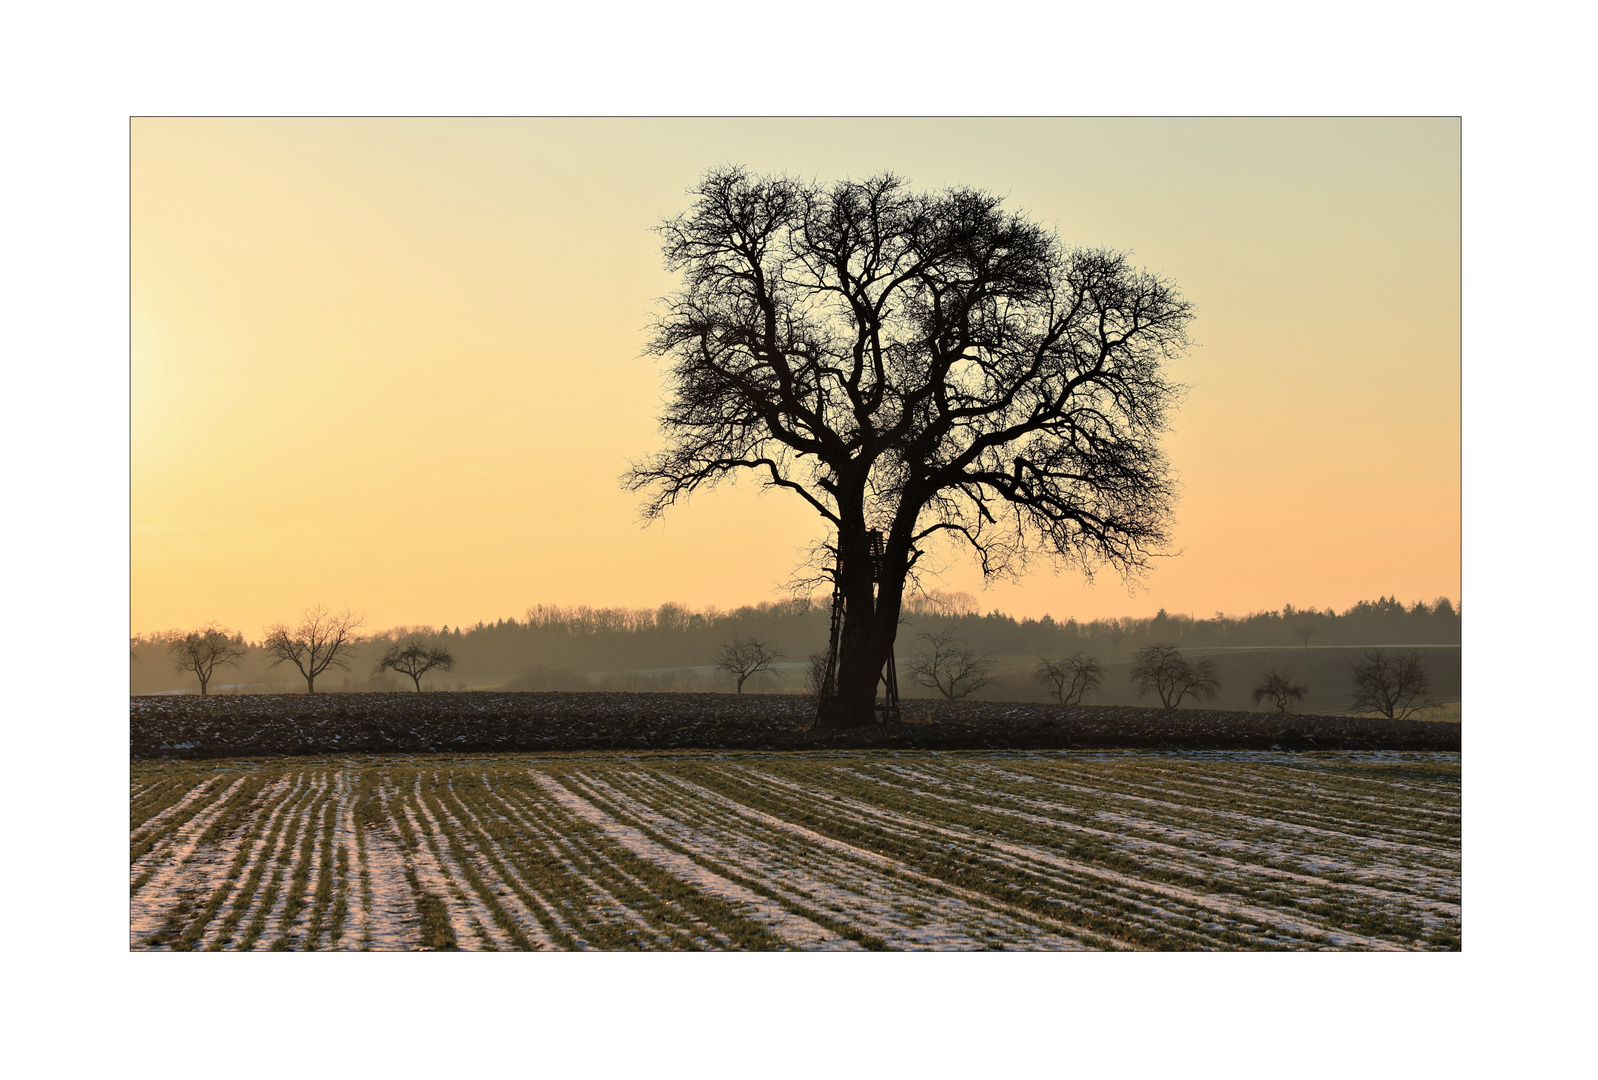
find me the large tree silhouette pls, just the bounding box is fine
[627,168,1193,726]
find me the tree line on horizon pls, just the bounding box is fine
[131,592,1460,698]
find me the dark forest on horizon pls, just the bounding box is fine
[133,594,1461,715]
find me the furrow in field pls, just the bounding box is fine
[131,777,218,838]
[612,768,1109,950]
[734,764,1397,949]
[321,769,359,949]
[210,772,320,950]
[270,773,339,950]
[238,771,330,950]
[970,762,1460,862]
[416,774,541,950]
[162,771,295,951]
[509,776,747,950]
[486,773,740,949]
[128,777,248,943]
[874,764,1460,912]
[130,776,192,828]
[130,777,240,878]
[461,778,613,948]
[356,785,422,951]
[1078,765,1462,847]
[465,773,720,950]
[530,771,864,951]
[636,769,1111,950]
[860,761,1443,947]
[1057,758,1460,832]
[436,780,593,950]
[1121,761,1462,823]
[397,776,492,949]
[697,763,1267,950]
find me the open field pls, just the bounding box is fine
[131,749,1460,951]
[131,692,1461,758]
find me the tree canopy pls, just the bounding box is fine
[627,167,1194,725]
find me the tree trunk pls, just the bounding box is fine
[307,673,316,694]
[412,673,422,692]
[820,526,908,728]
[198,674,209,695]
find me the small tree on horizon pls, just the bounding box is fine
[907,628,998,700]
[263,604,364,694]
[1034,653,1105,706]
[374,635,456,692]
[715,637,786,693]
[1348,648,1433,720]
[1294,624,1316,649]
[167,623,248,695]
[1130,643,1220,709]
[1251,667,1308,714]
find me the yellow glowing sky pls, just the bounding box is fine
[132,118,1459,637]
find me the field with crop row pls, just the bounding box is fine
[130,750,1460,951]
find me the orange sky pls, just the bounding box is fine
[131,118,1459,637]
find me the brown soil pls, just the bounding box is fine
[130,692,1461,760]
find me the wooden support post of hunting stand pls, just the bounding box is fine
[816,530,900,725]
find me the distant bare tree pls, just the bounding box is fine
[263,604,364,694]
[716,637,786,693]
[1130,643,1220,709]
[1251,667,1308,714]
[1294,624,1315,649]
[805,651,830,697]
[907,629,998,700]
[1035,653,1105,706]
[167,623,248,695]
[1348,649,1433,720]
[374,635,456,692]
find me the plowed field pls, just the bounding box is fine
[130,750,1461,951]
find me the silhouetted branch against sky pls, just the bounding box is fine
[625,166,1194,588]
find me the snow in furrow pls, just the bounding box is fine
[738,765,1399,949]
[184,773,301,950]
[400,776,498,949]
[128,778,247,943]
[711,765,1250,949]
[467,778,623,948]
[530,771,864,951]
[131,778,219,841]
[241,772,330,948]
[1120,762,1462,822]
[482,775,729,949]
[1019,759,1462,839]
[967,762,1460,862]
[358,791,421,951]
[416,775,537,949]
[641,770,1106,950]
[876,765,1460,914]
[214,773,321,950]
[272,774,338,948]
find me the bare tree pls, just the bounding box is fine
[805,651,830,697]
[1348,649,1432,720]
[715,637,785,693]
[1130,643,1220,709]
[1035,653,1105,706]
[625,168,1192,727]
[907,629,998,700]
[167,623,248,695]
[262,604,364,694]
[1251,667,1308,714]
[1294,624,1315,649]
[374,635,456,692]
